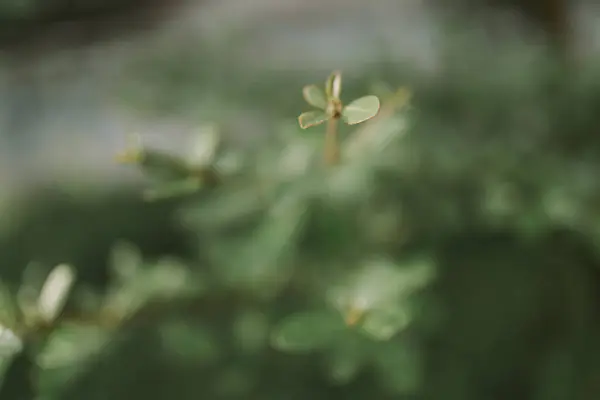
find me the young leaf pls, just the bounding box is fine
[37,264,76,324]
[325,71,342,99]
[342,95,381,125]
[298,111,328,129]
[142,177,204,201]
[302,85,327,110]
[270,310,345,353]
[0,326,22,357]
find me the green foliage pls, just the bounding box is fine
[3,53,600,400]
[271,310,345,353]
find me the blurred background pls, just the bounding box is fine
[1,0,600,399]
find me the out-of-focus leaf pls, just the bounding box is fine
[0,325,22,358]
[179,188,265,230]
[298,111,328,129]
[324,333,366,385]
[105,258,197,318]
[37,324,109,369]
[109,241,142,284]
[302,85,327,110]
[143,177,204,201]
[344,108,409,161]
[216,190,308,297]
[271,310,345,353]
[360,306,411,341]
[159,320,221,365]
[185,124,221,167]
[37,264,76,324]
[342,95,380,125]
[327,257,434,339]
[373,341,423,394]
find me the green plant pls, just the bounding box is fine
[115,132,221,201]
[106,70,427,392]
[3,49,600,400]
[298,71,381,165]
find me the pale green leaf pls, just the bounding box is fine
[37,324,109,369]
[38,264,76,324]
[325,70,342,99]
[360,306,411,340]
[0,326,22,357]
[342,95,381,125]
[298,110,328,129]
[271,310,345,353]
[302,85,327,109]
[185,124,220,167]
[327,257,435,321]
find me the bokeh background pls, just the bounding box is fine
[1,0,600,399]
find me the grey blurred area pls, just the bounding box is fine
[0,0,598,202]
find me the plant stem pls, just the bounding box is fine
[324,117,340,166]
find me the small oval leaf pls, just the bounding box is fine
[271,310,344,353]
[298,111,328,129]
[302,85,327,110]
[342,95,381,125]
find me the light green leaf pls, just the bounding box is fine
[109,241,142,283]
[0,326,22,357]
[38,264,76,324]
[342,95,381,125]
[325,71,342,99]
[360,306,411,341]
[219,191,308,298]
[271,310,345,353]
[37,324,109,369]
[302,85,327,109]
[298,110,328,129]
